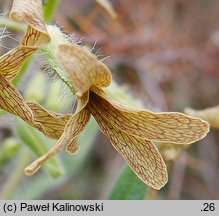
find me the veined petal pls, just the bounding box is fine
[65,93,90,154]
[0,75,74,140]
[66,139,80,155]
[27,102,72,139]
[76,91,90,112]
[0,75,43,131]
[0,46,36,80]
[90,105,168,190]
[0,0,50,80]
[185,106,219,129]
[56,44,111,97]
[91,88,210,144]
[21,25,50,47]
[25,108,91,175]
[10,0,49,43]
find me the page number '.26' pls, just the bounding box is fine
[201,203,215,212]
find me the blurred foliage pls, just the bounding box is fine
[12,118,98,199]
[43,0,61,22]
[0,0,219,199]
[108,166,148,200]
[0,138,20,168]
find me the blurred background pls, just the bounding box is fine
[0,0,219,199]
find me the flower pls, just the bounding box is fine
[0,0,210,190]
[25,44,210,190]
[0,0,71,140]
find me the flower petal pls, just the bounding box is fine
[76,91,90,112]
[0,46,36,80]
[10,0,49,41]
[185,106,219,129]
[21,25,50,47]
[65,139,80,155]
[90,105,168,190]
[0,75,43,129]
[0,0,50,80]
[91,88,210,144]
[25,108,91,175]
[0,75,74,140]
[27,102,72,139]
[56,44,112,97]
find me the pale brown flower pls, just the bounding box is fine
[0,0,210,190]
[25,44,210,190]
[0,0,71,140]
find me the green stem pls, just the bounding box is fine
[40,25,76,95]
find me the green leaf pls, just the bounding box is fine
[15,118,64,178]
[108,165,148,200]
